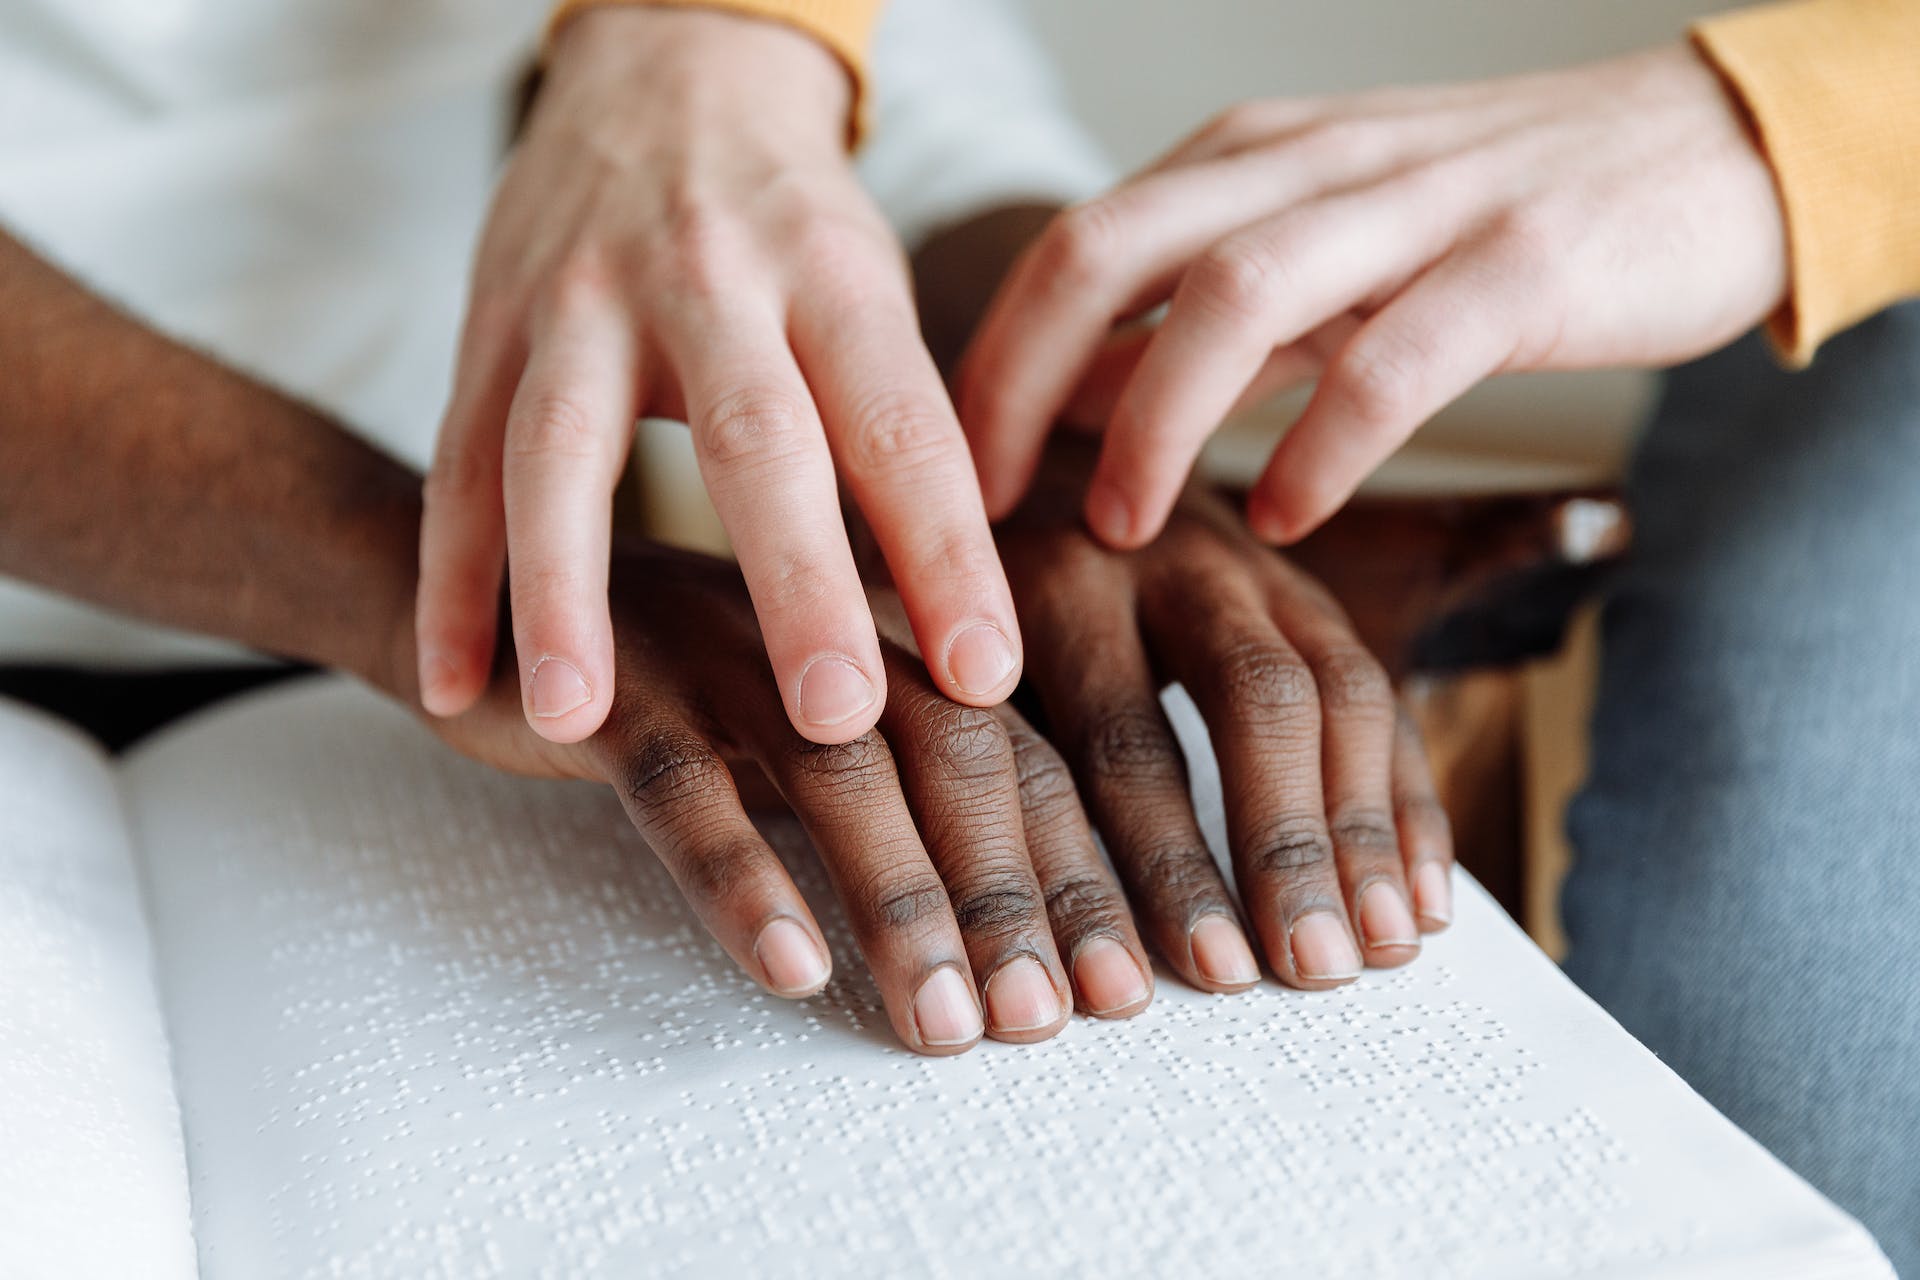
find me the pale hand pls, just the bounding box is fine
[960,44,1789,547]
[418,8,1020,748]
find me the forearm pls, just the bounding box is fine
[0,229,423,702]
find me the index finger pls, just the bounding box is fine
[959,149,1406,519]
[791,285,1022,711]
[658,300,888,746]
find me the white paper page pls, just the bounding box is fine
[0,700,196,1280]
[124,678,1891,1280]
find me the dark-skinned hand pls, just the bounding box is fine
[995,441,1455,993]
[416,538,1151,1055]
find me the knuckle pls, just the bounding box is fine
[674,836,769,906]
[462,288,520,341]
[1286,116,1372,165]
[537,252,615,318]
[512,559,593,606]
[1333,342,1420,424]
[507,391,604,461]
[424,442,496,510]
[1007,728,1080,811]
[1188,243,1277,323]
[1395,793,1452,837]
[658,204,746,300]
[1077,705,1177,785]
[858,869,953,934]
[1042,873,1123,935]
[1215,644,1320,717]
[787,731,895,796]
[1245,823,1336,881]
[1311,645,1394,714]
[620,732,726,818]
[696,388,813,471]
[1490,202,1562,267]
[798,216,898,285]
[1127,839,1223,904]
[753,549,838,616]
[1194,100,1275,153]
[907,526,999,594]
[906,701,1013,787]
[950,871,1045,936]
[1212,100,1268,139]
[1037,201,1124,289]
[1399,153,1478,211]
[1328,807,1401,858]
[838,387,957,476]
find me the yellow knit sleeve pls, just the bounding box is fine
[544,0,884,143]
[1693,0,1920,365]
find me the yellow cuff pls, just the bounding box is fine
[1693,0,1920,365]
[544,0,882,145]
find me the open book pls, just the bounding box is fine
[0,677,1892,1279]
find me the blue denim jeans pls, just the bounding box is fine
[1565,303,1920,1274]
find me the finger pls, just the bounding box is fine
[1137,553,1359,989]
[662,302,886,745]
[878,658,1071,1042]
[960,118,1469,519]
[1060,314,1361,431]
[1145,98,1325,170]
[1000,709,1153,1018]
[791,288,1022,710]
[760,726,983,1055]
[1392,698,1456,931]
[606,717,832,998]
[1266,567,1419,968]
[417,304,524,716]
[958,152,1392,518]
[1247,241,1522,543]
[1088,182,1460,549]
[500,298,637,743]
[1019,570,1257,994]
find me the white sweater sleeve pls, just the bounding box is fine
[856,0,1114,252]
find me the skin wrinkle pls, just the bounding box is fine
[619,734,727,807]
[1239,826,1338,885]
[898,701,1014,786]
[949,881,1048,938]
[1073,704,1188,786]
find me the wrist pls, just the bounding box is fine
[315,484,430,711]
[544,6,851,157]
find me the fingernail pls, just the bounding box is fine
[797,655,878,728]
[984,955,1063,1033]
[1414,862,1453,929]
[527,656,591,719]
[1072,937,1150,1015]
[754,918,829,996]
[913,966,983,1047]
[1291,911,1363,981]
[1358,882,1421,950]
[945,622,1018,698]
[1189,915,1260,986]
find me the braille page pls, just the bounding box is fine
[124,678,1892,1280]
[0,700,196,1280]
